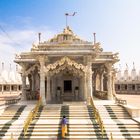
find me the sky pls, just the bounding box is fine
[0,0,140,73]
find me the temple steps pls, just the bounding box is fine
[95,104,140,139]
[16,104,109,139]
[0,102,140,139]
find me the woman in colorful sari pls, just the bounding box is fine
[61,115,68,138]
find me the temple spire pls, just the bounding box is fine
[133,62,135,69]
[38,32,41,44]
[2,62,4,70]
[126,63,128,70]
[93,33,96,45]
[10,63,11,70]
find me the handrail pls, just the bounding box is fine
[110,132,113,140]
[113,94,127,105]
[23,97,42,136]
[9,133,14,140]
[90,96,105,137]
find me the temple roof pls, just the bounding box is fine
[38,26,92,46]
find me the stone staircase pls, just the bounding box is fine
[0,102,140,139]
[18,102,108,139]
[0,104,26,139]
[96,104,140,140]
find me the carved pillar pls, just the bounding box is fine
[80,77,84,100]
[112,71,116,97]
[51,77,55,100]
[84,73,87,100]
[39,57,46,105]
[2,85,3,94]
[87,64,93,104]
[31,72,35,92]
[106,64,113,100]
[100,73,104,91]
[21,66,26,100]
[46,75,51,103]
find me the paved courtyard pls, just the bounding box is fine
[116,94,140,109]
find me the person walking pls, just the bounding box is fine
[61,115,68,138]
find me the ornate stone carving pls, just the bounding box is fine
[93,42,103,52]
[45,56,87,73]
[48,63,84,77]
[15,53,21,59]
[26,64,40,75]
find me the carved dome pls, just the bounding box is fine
[47,26,91,44]
[0,63,22,84]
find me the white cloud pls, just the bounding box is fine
[0,26,55,71]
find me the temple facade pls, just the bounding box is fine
[14,26,119,105]
[115,64,140,94]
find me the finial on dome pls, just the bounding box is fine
[2,62,4,70]
[65,12,77,27]
[10,63,12,70]
[126,63,128,70]
[133,62,135,69]
[93,33,96,45]
[38,32,41,44]
[16,65,18,71]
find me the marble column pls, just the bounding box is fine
[1,85,4,94]
[46,75,51,103]
[31,72,35,92]
[80,77,84,100]
[2,85,3,94]
[10,85,11,94]
[112,71,116,97]
[87,64,93,104]
[21,68,26,100]
[51,77,55,100]
[84,73,87,101]
[39,57,46,105]
[100,73,104,91]
[107,66,113,100]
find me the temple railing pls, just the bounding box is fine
[5,95,21,105]
[110,132,113,140]
[23,97,42,136]
[94,90,107,100]
[90,96,105,137]
[113,93,127,105]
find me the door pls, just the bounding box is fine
[63,80,73,101]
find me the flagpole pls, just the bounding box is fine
[65,12,76,27]
[65,13,68,27]
[66,15,68,27]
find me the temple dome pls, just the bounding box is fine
[9,70,16,83]
[0,63,22,84]
[46,26,92,45]
[1,69,9,83]
[15,66,22,84]
[0,74,4,84]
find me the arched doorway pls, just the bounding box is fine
[48,66,84,103]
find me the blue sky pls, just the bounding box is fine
[0,0,140,73]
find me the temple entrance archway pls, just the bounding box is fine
[48,67,84,102]
[45,57,86,103]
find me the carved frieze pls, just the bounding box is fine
[45,56,88,73]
